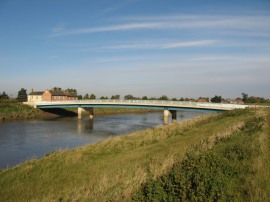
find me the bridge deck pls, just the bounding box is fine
[25,99,248,112]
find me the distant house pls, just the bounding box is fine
[229,99,245,105]
[197,98,208,103]
[28,91,44,102]
[42,90,78,101]
[235,99,244,105]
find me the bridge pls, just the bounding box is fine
[25,100,248,125]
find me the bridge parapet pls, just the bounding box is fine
[27,99,248,111]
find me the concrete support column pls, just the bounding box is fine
[78,107,83,120]
[164,109,170,125]
[170,110,177,123]
[88,108,94,120]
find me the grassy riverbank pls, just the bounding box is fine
[0,103,157,121]
[0,108,269,201]
[0,103,43,120]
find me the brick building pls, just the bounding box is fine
[42,90,78,101]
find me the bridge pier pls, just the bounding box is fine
[78,107,94,120]
[78,107,83,120]
[163,110,177,125]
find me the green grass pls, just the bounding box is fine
[66,107,158,116]
[132,116,267,201]
[0,108,269,201]
[0,103,42,120]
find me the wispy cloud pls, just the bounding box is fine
[101,40,217,50]
[50,14,270,37]
[161,40,217,49]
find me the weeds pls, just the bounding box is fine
[132,116,266,201]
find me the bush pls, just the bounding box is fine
[132,116,265,201]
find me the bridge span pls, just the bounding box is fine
[25,100,248,125]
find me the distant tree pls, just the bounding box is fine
[179,97,185,101]
[65,88,77,95]
[100,96,108,99]
[211,95,222,103]
[52,87,62,91]
[242,93,248,103]
[171,98,177,101]
[124,94,135,100]
[89,94,96,99]
[16,88,27,102]
[111,95,120,100]
[84,93,89,99]
[149,97,157,100]
[0,91,9,99]
[159,95,169,100]
[77,95,83,100]
[142,96,148,100]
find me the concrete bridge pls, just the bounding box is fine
[26,100,248,125]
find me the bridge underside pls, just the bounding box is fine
[37,104,224,113]
[37,104,223,125]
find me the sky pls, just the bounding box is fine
[0,0,270,99]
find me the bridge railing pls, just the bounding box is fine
[29,99,249,110]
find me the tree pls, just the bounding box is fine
[142,96,148,100]
[100,96,108,99]
[17,88,27,102]
[65,88,77,95]
[52,87,62,91]
[0,91,9,99]
[210,95,222,103]
[84,93,89,99]
[159,95,169,100]
[124,94,135,100]
[241,93,248,103]
[89,94,96,99]
[77,95,83,100]
[171,98,177,101]
[111,95,120,100]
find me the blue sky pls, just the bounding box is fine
[1,0,270,99]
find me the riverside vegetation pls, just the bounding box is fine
[0,101,156,121]
[0,108,269,201]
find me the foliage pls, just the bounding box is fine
[89,94,96,99]
[0,91,9,99]
[132,116,265,201]
[241,92,269,104]
[100,96,108,99]
[64,88,77,95]
[16,88,27,102]
[83,93,89,99]
[77,95,83,100]
[159,95,169,100]
[124,94,135,100]
[0,103,42,120]
[111,94,120,99]
[142,96,148,100]
[210,95,222,103]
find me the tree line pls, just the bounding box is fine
[0,89,269,104]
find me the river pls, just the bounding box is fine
[0,111,209,169]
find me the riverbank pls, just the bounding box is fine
[0,108,269,201]
[0,103,43,121]
[0,103,157,121]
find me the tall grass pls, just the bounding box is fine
[0,103,42,120]
[0,108,267,201]
[133,111,270,201]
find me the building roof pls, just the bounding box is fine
[65,92,78,97]
[48,90,67,96]
[45,90,77,97]
[29,91,44,95]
